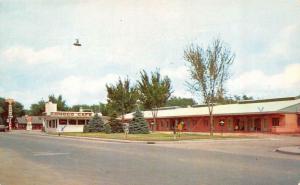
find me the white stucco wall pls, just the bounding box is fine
[45,125,84,133]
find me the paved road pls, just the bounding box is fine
[0,132,299,185]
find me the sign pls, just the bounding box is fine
[219,120,225,126]
[177,122,183,131]
[50,111,93,117]
[123,123,129,134]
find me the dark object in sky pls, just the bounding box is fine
[73,39,82,46]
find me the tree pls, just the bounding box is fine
[29,95,69,116]
[106,77,139,121]
[48,94,69,111]
[99,103,113,116]
[0,97,26,125]
[108,112,123,133]
[70,104,101,113]
[137,70,172,125]
[215,94,254,104]
[0,116,4,125]
[129,109,149,134]
[83,113,104,132]
[29,100,45,116]
[184,38,235,136]
[166,96,196,107]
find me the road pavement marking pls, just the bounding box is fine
[33,152,70,156]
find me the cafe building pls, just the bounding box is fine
[44,101,96,132]
[124,96,300,134]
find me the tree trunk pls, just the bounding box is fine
[121,112,124,124]
[209,109,214,136]
[152,108,158,132]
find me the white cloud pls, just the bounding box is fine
[161,65,189,81]
[0,74,121,108]
[2,46,64,64]
[50,74,120,105]
[161,65,194,99]
[264,23,300,62]
[227,63,300,98]
[0,0,299,107]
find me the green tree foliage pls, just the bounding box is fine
[30,95,69,115]
[29,100,45,116]
[12,102,26,117]
[70,104,91,112]
[0,116,3,125]
[0,97,26,125]
[70,104,100,112]
[216,94,254,104]
[99,103,113,116]
[106,78,139,119]
[48,94,69,111]
[83,114,104,132]
[0,106,4,114]
[184,38,235,136]
[108,112,123,133]
[137,70,172,124]
[166,96,196,107]
[129,109,149,134]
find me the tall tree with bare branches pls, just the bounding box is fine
[184,38,235,136]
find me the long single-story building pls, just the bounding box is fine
[124,96,300,134]
[15,116,44,130]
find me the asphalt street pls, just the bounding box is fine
[0,132,299,185]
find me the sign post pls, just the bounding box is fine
[219,120,225,136]
[5,98,15,131]
[25,115,32,131]
[123,123,129,139]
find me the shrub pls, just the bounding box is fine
[129,109,149,134]
[108,112,123,133]
[84,113,104,132]
[104,123,112,134]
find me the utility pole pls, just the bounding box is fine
[5,98,15,131]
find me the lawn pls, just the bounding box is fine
[58,132,249,141]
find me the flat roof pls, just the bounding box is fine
[124,97,300,119]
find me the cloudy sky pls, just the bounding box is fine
[0,0,299,108]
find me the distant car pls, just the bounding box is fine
[0,125,8,132]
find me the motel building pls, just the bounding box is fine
[124,96,300,134]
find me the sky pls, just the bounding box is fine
[0,0,300,109]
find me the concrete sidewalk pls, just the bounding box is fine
[275,146,300,155]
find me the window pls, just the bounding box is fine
[204,120,209,127]
[272,118,280,127]
[297,116,300,127]
[227,119,233,131]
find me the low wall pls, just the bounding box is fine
[45,125,84,133]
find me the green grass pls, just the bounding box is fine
[57,132,249,141]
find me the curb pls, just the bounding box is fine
[22,132,147,144]
[275,147,300,155]
[9,131,270,145]
[14,131,159,144]
[57,135,146,144]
